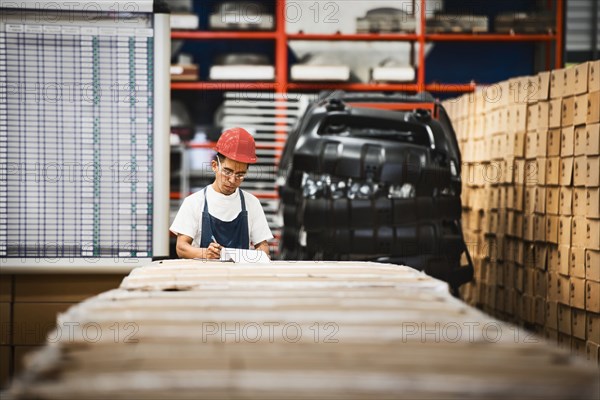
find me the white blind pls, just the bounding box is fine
[566,0,600,52]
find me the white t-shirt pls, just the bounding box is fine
[169,185,273,248]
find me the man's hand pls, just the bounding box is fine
[206,241,222,259]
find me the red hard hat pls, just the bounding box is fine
[214,127,257,164]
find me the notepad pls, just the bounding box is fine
[220,248,271,264]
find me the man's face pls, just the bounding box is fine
[212,157,248,196]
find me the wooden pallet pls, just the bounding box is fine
[6,260,599,399]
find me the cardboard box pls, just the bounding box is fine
[572,308,587,339]
[587,280,600,312]
[534,214,546,242]
[558,303,571,333]
[559,157,574,186]
[588,312,600,343]
[525,131,537,159]
[572,338,588,359]
[514,159,526,184]
[558,244,570,275]
[588,91,600,124]
[571,277,586,309]
[536,128,548,157]
[545,215,559,244]
[537,71,551,101]
[523,160,536,186]
[11,303,72,345]
[559,187,572,215]
[525,187,535,214]
[523,214,534,242]
[509,184,524,211]
[498,107,509,134]
[587,219,600,250]
[587,156,600,187]
[570,246,586,279]
[590,60,600,92]
[573,155,587,187]
[526,294,536,323]
[548,99,562,128]
[573,188,587,216]
[547,272,559,300]
[585,341,600,364]
[546,244,558,272]
[0,303,10,345]
[587,123,600,156]
[515,264,524,291]
[558,217,572,247]
[505,288,517,314]
[589,188,600,219]
[546,158,560,186]
[536,158,547,186]
[534,186,546,214]
[561,126,574,157]
[535,244,547,271]
[574,94,588,126]
[512,131,526,158]
[534,296,546,325]
[561,96,575,127]
[546,300,558,330]
[564,66,577,97]
[545,186,560,214]
[538,101,549,129]
[572,216,587,246]
[547,128,561,157]
[526,75,539,104]
[574,62,590,95]
[14,275,124,302]
[527,104,539,132]
[507,211,523,237]
[551,68,565,99]
[509,104,528,134]
[534,269,547,297]
[558,274,571,305]
[573,125,587,157]
[586,250,600,282]
[496,287,506,312]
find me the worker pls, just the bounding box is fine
[170,127,273,259]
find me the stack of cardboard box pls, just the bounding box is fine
[444,60,600,364]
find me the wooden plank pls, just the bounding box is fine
[5,261,599,399]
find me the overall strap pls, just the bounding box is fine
[239,189,247,212]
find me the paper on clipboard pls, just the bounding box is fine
[220,248,271,264]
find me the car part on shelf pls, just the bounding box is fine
[209,1,274,31]
[277,91,473,292]
[291,53,351,82]
[210,53,274,81]
[371,58,416,82]
[426,13,489,33]
[494,12,555,34]
[356,8,416,33]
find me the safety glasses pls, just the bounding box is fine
[217,157,247,181]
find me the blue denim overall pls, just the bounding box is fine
[199,187,250,249]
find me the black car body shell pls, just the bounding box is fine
[278,92,473,289]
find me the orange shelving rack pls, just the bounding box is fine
[170,0,564,94]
